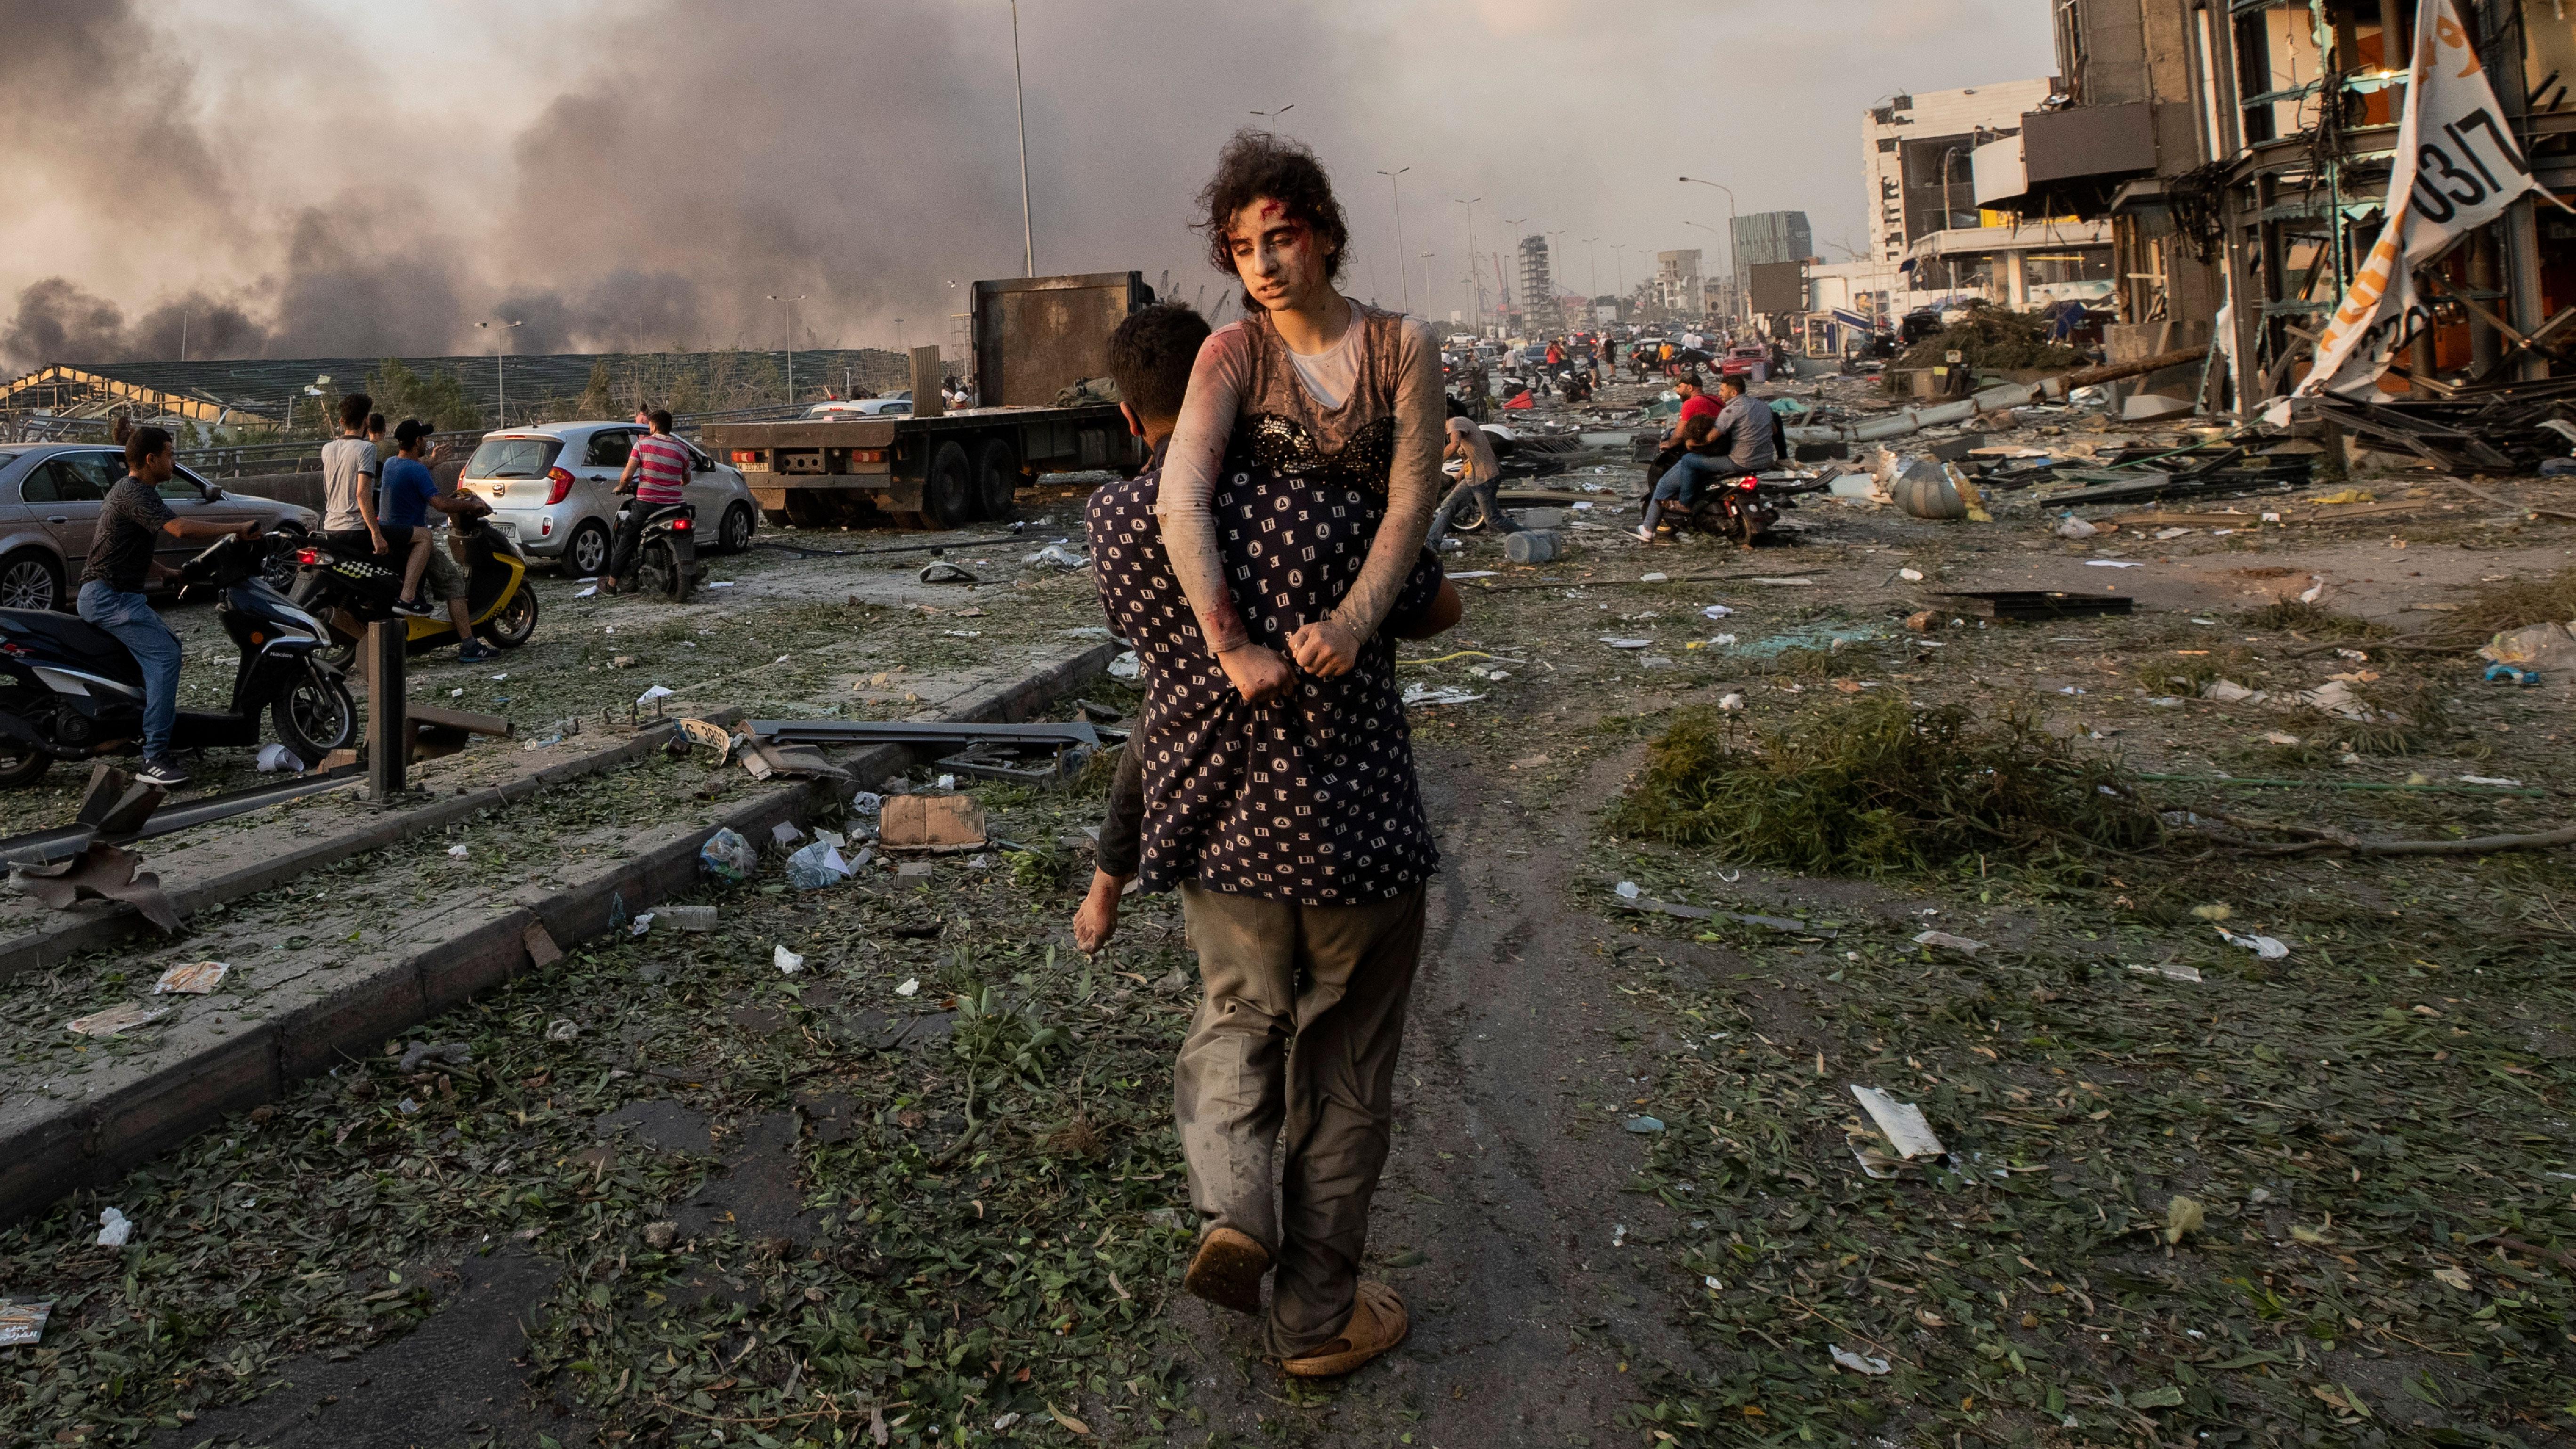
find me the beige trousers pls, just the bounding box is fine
[1173,882,1426,1357]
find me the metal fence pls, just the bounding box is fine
[170,402,816,479]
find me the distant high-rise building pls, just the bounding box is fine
[1517,236,1558,333]
[1731,211,1814,270]
[1654,250,1705,318]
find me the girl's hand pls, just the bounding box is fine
[1216,643,1296,705]
[1287,619,1362,677]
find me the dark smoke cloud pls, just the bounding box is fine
[0,0,1366,371]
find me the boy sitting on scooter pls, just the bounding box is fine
[384,419,499,663]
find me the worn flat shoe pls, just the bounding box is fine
[1181,1227,1270,1314]
[1280,1280,1409,1378]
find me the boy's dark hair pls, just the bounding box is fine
[647,408,674,433]
[1193,129,1348,285]
[1105,304,1210,421]
[338,394,372,430]
[125,426,172,469]
[1680,415,1715,446]
[367,412,386,435]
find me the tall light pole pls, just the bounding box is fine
[1452,197,1482,330]
[1377,167,1411,313]
[1249,104,1295,134]
[476,320,521,424]
[1010,0,1034,276]
[1417,252,1437,321]
[1679,176,1739,324]
[1580,237,1601,302]
[1610,242,1628,303]
[766,294,807,404]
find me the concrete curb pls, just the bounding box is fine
[0,712,742,987]
[0,643,1117,1228]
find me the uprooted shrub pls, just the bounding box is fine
[1609,692,2162,875]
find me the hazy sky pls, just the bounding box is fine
[0,0,2054,365]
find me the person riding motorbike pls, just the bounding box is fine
[601,407,690,595]
[1637,374,1777,540]
[75,426,264,787]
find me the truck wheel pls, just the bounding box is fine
[785,492,837,530]
[972,438,1019,520]
[925,442,974,528]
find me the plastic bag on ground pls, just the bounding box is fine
[785,838,854,889]
[97,1208,132,1247]
[698,827,757,883]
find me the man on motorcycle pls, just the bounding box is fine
[76,427,263,787]
[1636,374,1779,541]
[1426,415,1522,550]
[382,419,500,663]
[601,408,689,595]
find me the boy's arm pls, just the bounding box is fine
[1388,579,1462,640]
[1074,744,1144,954]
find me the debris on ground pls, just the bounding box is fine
[152,961,229,995]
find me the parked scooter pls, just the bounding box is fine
[0,532,355,787]
[291,511,540,667]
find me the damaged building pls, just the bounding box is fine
[1975,0,2576,411]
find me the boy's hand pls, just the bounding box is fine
[1288,619,1361,677]
[1216,643,1296,705]
[1073,870,1129,954]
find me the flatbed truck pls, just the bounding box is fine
[702,271,1153,528]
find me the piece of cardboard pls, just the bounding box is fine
[879,794,987,852]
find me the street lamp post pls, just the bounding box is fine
[1009,0,1034,276]
[476,320,521,424]
[1417,252,1436,321]
[1610,242,1628,304]
[1377,167,1410,313]
[1678,176,1739,324]
[1249,104,1295,134]
[1452,197,1482,330]
[766,294,807,404]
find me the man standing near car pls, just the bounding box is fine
[602,409,690,593]
[77,427,261,788]
[320,394,385,556]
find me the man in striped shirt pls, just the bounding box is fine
[604,408,692,592]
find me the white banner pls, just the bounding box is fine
[2270,0,2547,421]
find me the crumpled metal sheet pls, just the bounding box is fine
[10,841,182,933]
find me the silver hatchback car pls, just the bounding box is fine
[456,422,758,575]
[0,443,321,611]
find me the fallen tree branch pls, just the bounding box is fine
[2280,632,2479,658]
[2186,808,2576,857]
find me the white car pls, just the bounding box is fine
[455,422,758,575]
[806,392,912,419]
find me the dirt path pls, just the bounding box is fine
[1172,738,1704,1446]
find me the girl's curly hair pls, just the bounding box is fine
[1192,129,1348,288]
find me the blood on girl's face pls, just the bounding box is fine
[1226,196,1332,312]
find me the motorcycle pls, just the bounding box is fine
[0,533,356,787]
[622,500,700,602]
[1656,473,1830,548]
[291,511,540,667]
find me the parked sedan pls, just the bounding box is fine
[455,422,758,576]
[0,443,320,611]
